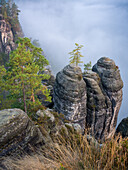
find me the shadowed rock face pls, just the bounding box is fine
[0,109,44,156]
[84,57,123,141]
[116,117,128,137]
[53,65,87,130]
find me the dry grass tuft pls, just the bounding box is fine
[2,132,128,170]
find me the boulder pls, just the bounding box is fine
[36,109,55,123]
[116,117,128,137]
[0,109,44,156]
[72,123,82,133]
[53,64,87,130]
[83,57,123,141]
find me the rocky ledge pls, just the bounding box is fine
[0,109,44,156]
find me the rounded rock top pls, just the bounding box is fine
[97,57,116,69]
[0,109,26,127]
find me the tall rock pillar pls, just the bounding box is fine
[84,57,123,141]
[53,65,87,130]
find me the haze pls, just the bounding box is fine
[15,0,128,125]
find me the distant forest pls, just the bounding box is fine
[0,0,20,33]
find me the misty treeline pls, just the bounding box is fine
[0,0,20,33]
[0,0,20,18]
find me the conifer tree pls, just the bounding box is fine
[6,0,12,17]
[0,65,7,109]
[84,61,92,72]
[69,43,84,67]
[5,37,51,113]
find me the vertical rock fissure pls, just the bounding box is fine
[84,57,123,141]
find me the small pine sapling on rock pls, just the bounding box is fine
[69,43,84,67]
[84,61,92,73]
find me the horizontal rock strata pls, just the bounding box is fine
[84,57,123,141]
[53,65,87,130]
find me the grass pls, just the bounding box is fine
[1,107,128,170]
[2,129,128,170]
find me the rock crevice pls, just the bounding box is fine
[53,57,123,141]
[84,57,123,141]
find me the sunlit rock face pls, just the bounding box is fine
[84,57,123,141]
[0,14,15,54]
[53,64,87,130]
[0,14,23,55]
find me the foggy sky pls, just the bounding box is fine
[15,0,128,125]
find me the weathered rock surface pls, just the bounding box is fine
[42,65,55,88]
[0,109,44,156]
[0,14,23,56]
[116,117,128,137]
[36,109,55,123]
[0,15,15,55]
[37,65,55,108]
[83,57,123,141]
[53,65,87,130]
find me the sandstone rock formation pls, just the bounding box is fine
[0,14,15,54]
[84,57,123,141]
[0,109,44,156]
[53,57,123,141]
[53,64,87,130]
[0,14,23,55]
[116,117,128,137]
[36,109,55,123]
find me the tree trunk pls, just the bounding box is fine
[23,83,27,113]
[21,67,27,113]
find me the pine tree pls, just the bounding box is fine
[5,37,51,113]
[0,65,7,109]
[84,61,92,72]
[6,0,12,17]
[0,0,7,18]
[0,65,6,91]
[69,43,84,67]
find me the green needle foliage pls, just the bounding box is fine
[69,43,84,67]
[0,0,21,41]
[3,37,51,113]
[84,61,92,72]
[0,65,6,105]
